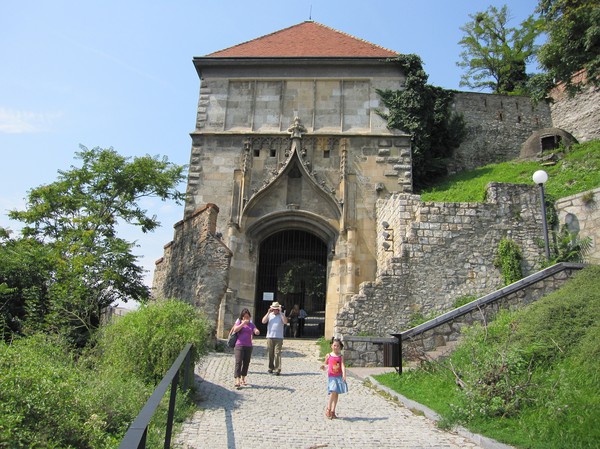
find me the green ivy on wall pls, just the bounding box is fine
[494,237,524,286]
[376,54,466,191]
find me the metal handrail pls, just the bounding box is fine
[119,343,194,449]
[391,263,585,374]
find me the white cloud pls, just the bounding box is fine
[0,107,62,134]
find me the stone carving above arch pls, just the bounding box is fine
[241,118,342,223]
[287,116,307,139]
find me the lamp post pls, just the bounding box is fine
[532,170,551,261]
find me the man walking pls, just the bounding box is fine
[262,301,288,375]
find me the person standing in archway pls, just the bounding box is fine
[262,301,288,375]
[298,306,307,337]
[288,304,300,338]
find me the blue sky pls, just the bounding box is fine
[1,0,543,291]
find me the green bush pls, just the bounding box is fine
[1,299,213,448]
[452,295,477,308]
[96,299,212,384]
[449,312,537,420]
[493,237,523,286]
[0,334,118,449]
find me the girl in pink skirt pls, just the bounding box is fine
[322,337,348,419]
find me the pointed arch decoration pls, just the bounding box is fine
[241,127,342,220]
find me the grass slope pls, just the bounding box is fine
[420,140,600,202]
[374,265,600,449]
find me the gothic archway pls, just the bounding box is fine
[254,230,327,338]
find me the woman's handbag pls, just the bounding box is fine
[227,330,238,348]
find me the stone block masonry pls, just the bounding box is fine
[550,82,600,143]
[343,264,584,367]
[152,204,232,328]
[336,183,544,338]
[556,187,600,265]
[400,264,583,354]
[450,92,553,173]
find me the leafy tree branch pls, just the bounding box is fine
[377,55,466,190]
[2,146,186,346]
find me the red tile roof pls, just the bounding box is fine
[206,21,399,58]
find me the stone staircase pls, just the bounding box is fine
[344,263,586,369]
[404,338,462,370]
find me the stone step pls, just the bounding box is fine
[426,338,461,359]
[404,338,462,370]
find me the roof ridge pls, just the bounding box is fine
[204,21,399,58]
[206,21,308,57]
[308,21,398,57]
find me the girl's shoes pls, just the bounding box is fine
[330,411,337,419]
[325,407,331,418]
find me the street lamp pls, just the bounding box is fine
[532,170,551,261]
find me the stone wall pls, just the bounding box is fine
[449,92,553,173]
[550,81,600,143]
[343,336,397,367]
[556,187,600,265]
[401,264,583,352]
[450,85,599,174]
[343,263,584,367]
[334,183,545,340]
[152,204,232,328]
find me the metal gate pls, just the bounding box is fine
[255,230,327,337]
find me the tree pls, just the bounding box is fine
[4,146,186,346]
[377,55,466,190]
[536,0,600,94]
[0,229,55,340]
[457,5,543,94]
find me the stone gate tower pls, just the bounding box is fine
[154,21,412,337]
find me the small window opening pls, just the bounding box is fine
[541,135,561,152]
[270,149,277,158]
[323,149,330,159]
[253,148,260,157]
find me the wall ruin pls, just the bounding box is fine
[449,92,553,173]
[335,183,555,338]
[152,204,232,329]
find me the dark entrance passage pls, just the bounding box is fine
[255,230,327,338]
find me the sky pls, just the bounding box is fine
[1,0,543,296]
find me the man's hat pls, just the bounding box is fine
[271,301,282,309]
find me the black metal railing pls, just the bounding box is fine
[119,343,194,449]
[391,263,585,374]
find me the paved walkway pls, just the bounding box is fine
[174,338,485,449]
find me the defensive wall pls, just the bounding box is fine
[450,92,553,173]
[343,263,585,367]
[337,184,600,367]
[447,84,599,174]
[550,75,600,144]
[152,204,232,328]
[335,183,545,340]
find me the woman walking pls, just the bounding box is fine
[232,308,260,388]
